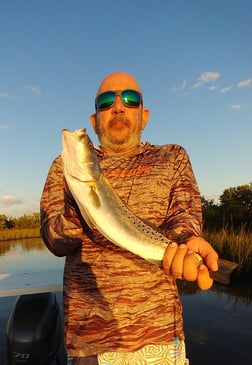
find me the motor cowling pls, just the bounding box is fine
[5,292,62,365]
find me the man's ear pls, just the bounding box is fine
[90,113,97,133]
[141,108,150,130]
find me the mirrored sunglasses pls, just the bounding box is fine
[95,89,142,111]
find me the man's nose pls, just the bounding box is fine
[112,95,125,113]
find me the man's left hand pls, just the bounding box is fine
[162,236,219,290]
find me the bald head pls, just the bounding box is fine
[96,71,142,96]
[90,71,149,155]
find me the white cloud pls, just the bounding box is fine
[0,195,39,217]
[0,124,10,130]
[220,87,232,94]
[0,124,14,132]
[237,79,252,88]
[181,80,187,89]
[27,85,42,95]
[0,92,15,100]
[230,104,242,110]
[0,195,24,207]
[172,80,187,92]
[191,71,221,90]
[199,72,220,82]
[191,81,203,90]
[172,71,221,94]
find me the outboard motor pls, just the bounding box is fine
[5,292,66,365]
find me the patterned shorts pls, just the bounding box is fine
[97,339,187,365]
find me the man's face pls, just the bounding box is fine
[95,92,144,152]
[90,73,149,154]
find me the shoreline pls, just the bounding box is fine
[0,228,40,242]
[1,228,251,277]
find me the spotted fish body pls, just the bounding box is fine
[61,128,202,267]
[61,129,242,286]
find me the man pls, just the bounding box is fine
[40,71,218,365]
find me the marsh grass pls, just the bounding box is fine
[203,227,252,274]
[0,228,40,241]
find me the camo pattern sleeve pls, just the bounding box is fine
[157,144,203,243]
[40,156,85,256]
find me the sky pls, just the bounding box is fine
[0,0,251,217]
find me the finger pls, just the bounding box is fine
[183,251,198,281]
[171,244,187,278]
[187,236,219,272]
[204,252,219,272]
[197,265,213,290]
[162,242,178,274]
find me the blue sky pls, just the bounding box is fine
[0,0,251,217]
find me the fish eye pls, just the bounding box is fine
[88,141,93,149]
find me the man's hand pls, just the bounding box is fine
[162,236,219,290]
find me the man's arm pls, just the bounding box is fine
[160,146,203,242]
[40,156,84,256]
[161,146,218,289]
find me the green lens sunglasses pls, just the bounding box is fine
[95,89,142,111]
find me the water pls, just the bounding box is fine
[179,282,252,364]
[0,239,251,364]
[0,238,65,274]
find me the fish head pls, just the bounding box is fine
[61,128,100,182]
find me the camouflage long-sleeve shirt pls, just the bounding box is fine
[40,141,202,357]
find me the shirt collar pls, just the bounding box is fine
[95,142,150,158]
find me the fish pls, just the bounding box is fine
[61,128,173,266]
[61,128,238,283]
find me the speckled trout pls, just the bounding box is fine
[61,128,180,266]
[61,129,238,283]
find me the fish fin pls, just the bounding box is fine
[78,186,101,230]
[89,186,101,208]
[79,204,97,230]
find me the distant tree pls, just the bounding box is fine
[13,213,40,229]
[0,214,15,229]
[201,196,222,230]
[219,183,252,231]
[0,215,7,229]
[5,219,15,229]
[0,213,40,230]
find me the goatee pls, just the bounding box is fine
[108,117,130,131]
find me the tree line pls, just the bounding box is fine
[0,183,251,232]
[0,212,40,230]
[202,183,252,232]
